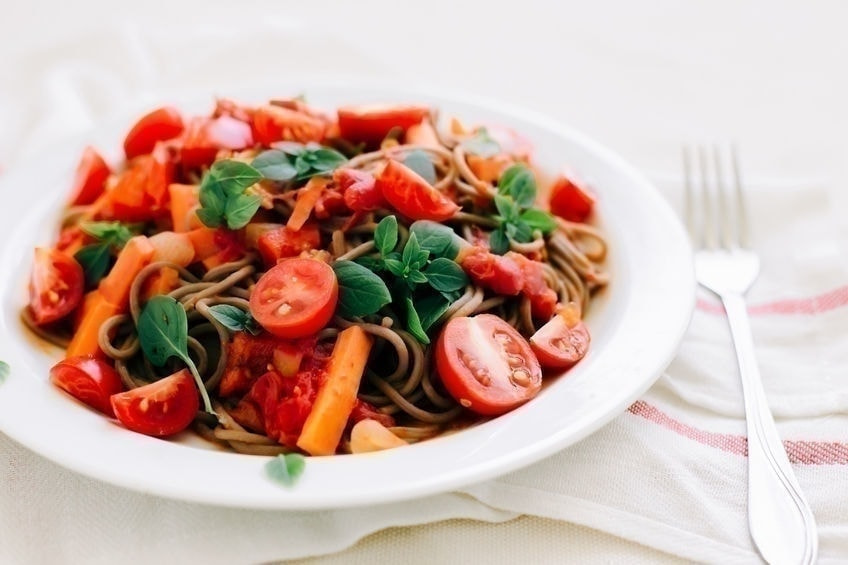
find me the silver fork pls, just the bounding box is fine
[683,146,818,565]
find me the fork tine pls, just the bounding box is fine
[731,144,749,248]
[712,145,733,249]
[697,146,717,249]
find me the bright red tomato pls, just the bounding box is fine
[28,248,84,325]
[110,370,199,437]
[107,152,173,221]
[337,104,429,144]
[123,106,185,159]
[435,314,542,416]
[256,224,321,268]
[50,356,123,416]
[529,305,591,369]
[459,247,524,296]
[180,115,254,169]
[506,252,558,320]
[68,146,110,206]
[549,174,596,223]
[333,168,384,212]
[376,159,459,222]
[252,105,327,146]
[250,257,338,339]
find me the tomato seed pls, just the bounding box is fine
[510,368,531,387]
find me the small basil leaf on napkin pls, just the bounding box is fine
[265,453,306,487]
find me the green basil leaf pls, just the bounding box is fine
[265,453,306,487]
[424,257,468,292]
[520,208,557,234]
[195,207,223,228]
[295,147,348,181]
[461,127,501,158]
[210,160,262,196]
[415,293,451,332]
[498,164,536,207]
[384,258,406,277]
[272,141,306,156]
[407,270,429,285]
[402,232,423,267]
[251,150,298,181]
[403,150,437,184]
[404,295,430,344]
[374,215,399,256]
[508,220,534,243]
[0,360,10,386]
[354,256,384,272]
[74,243,112,288]
[225,194,262,229]
[494,194,519,222]
[333,260,392,318]
[80,221,134,248]
[489,227,509,255]
[207,304,255,333]
[409,221,462,260]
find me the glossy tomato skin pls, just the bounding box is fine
[107,152,173,221]
[28,248,84,325]
[123,106,185,159]
[68,146,111,206]
[337,104,429,144]
[376,160,459,222]
[249,257,338,339]
[180,115,254,169]
[530,312,591,369]
[435,314,542,416]
[256,224,321,268]
[110,370,199,437]
[50,356,123,416]
[252,105,327,146]
[459,247,524,296]
[333,168,383,212]
[549,174,596,223]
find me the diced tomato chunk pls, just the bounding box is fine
[107,152,173,221]
[549,173,596,223]
[507,252,558,320]
[68,146,111,206]
[459,246,524,296]
[337,104,429,144]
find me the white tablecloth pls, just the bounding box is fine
[2,1,848,563]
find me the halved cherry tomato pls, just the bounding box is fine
[50,356,123,416]
[110,370,199,437]
[252,105,327,146]
[123,106,184,159]
[256,224,321,268]
[68,146,111,206]
[28,248,84,325]
[376,159,459,222]
[549,174,596,223]
[180,115,254,169]
[529,304,591,369]
[459,247,524,296]
[333,168,384,212]
[249,257,338,339]
[435,314,542,416]
[337,104,429,144]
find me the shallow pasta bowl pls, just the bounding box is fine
[0,81,693,509]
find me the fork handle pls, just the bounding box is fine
[722,292,819,565]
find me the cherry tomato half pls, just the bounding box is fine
[28,248,84,325]
[435,314,542,416]
[68,146,110,206]
[123,106,185,159]
[110,370,199,437]
[376,159,459,222]
[549,174,596,223]
[529,305,591,369]
[256,224,321,268]
[50,356,123,416]
[249,257,338,339]
[337,104,430,144]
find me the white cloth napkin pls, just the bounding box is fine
[2,19,848,565]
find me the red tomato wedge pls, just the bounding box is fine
[256,224,321,268]
[68,146,111,206]
[333,168,383,212]
[337,104,429,144]
[435,314,542,416]
[376,159,459,222]
[249,257,338,339]
[180,115,254,169]
[549,174,596,223]
[123,106,185,159]
[110,370,199,437]
[529,304,591,369]
[252,104,327,145]
[50,356,123,416]
[28,248,84,325]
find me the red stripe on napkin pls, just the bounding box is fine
[628,400,848,465]
[696,284,848,316]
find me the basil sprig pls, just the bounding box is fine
[251,143,347,183]
[489,164,557,254]
[74,221,138,288]
[137,295,214,416]
[196,160,263,230]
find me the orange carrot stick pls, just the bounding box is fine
[168,184,200,232]
[287,177,328,232]
[296,326,373,456]
[65,291,119,358]
[98,235,154,307]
